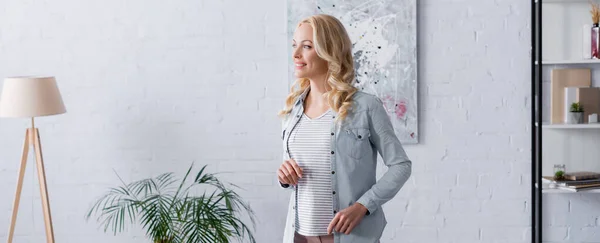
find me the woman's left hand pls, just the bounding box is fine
[327,203,368,235]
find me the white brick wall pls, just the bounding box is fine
[0,0,561,242]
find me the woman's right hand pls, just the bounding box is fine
[278,159,303,185]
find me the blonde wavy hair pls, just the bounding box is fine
[278,14,358,122]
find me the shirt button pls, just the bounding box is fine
[331,171,335,174]
[333,210,337,214]
[332,191,336,195]
[358,135,362,139]
[330,151,334,154]
[331,132,334,136]
[296,115,300,118]
[333,116,336,118]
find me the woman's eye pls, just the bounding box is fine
[304,45,312,49]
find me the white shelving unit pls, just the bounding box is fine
[532,0,600,241]
[535,0,600,190]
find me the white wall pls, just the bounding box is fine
[0,0,535,242]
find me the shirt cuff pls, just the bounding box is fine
[279,181,290,188]
[356,197,377,215]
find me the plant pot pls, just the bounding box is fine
[567,112,584,124]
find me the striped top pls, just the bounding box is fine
[288,109,334,236]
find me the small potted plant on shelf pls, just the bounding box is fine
[554,170,565,181]
[567,102,584,124]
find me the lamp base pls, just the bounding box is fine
[7,128,55,243]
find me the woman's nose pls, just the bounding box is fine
[293,48,301,59]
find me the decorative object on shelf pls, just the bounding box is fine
[551,69,591,123]
[589,113,598,123]
[85,164,257,243]
[553,164,566,180]
[591,1,600,58]
[564,87,578,123]
[592,25,599,59]
[577,87,600,123]
[554,171,565,181]
[0,76,66,243]
[568,102,584,124]
[584,24,592,59]
[566,87,600,123]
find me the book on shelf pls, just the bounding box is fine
[556,183,600,192]
[564,171,600,180]
[550,68,591,124]
[564,87,600,123]
[543,172,600,192]
[542,176,600,186]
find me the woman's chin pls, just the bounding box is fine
[294,72,307,79]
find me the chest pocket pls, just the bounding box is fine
[340,128,372,160]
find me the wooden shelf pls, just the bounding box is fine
[538,123,600,129]
[535,59,600,65]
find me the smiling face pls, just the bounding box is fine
[292,23,329,80]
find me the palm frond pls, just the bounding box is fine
[85,183,142,234]
[87,163,256,243]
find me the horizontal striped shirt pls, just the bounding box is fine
[288,109,334,236]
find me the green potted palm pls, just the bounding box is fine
[85,164,256,243]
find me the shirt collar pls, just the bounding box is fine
[294,87,311,106]
[293,87,340,117]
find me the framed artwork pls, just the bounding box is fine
[287,0,419,143]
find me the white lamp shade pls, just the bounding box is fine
[0,76,66,118]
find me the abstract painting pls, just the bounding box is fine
[287,0,419,144]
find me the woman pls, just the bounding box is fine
[277,14,412,243]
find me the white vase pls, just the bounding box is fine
[584,24,592,59]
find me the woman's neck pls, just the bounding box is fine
[306,76,329,107]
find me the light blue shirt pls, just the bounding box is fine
[280,88,412,243]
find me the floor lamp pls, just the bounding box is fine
[0,76,66,243]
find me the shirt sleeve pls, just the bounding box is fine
[279,116,295,190]
[356,95,412,215]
